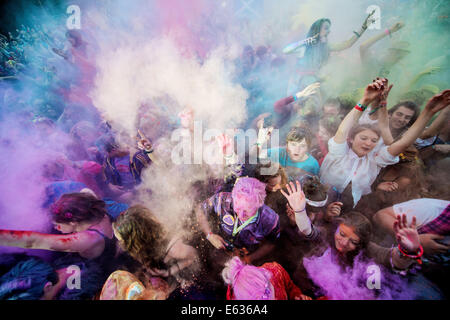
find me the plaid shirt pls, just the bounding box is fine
[418,204,450,235]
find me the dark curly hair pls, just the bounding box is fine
[51,193,106,224]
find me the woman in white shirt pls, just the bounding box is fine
[320,78,450,208]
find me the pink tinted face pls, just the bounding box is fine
[53,222,74,234]
[179,109,194,128]
[351,129,379,157]
[232,193,260,221]
[334,224,360,254]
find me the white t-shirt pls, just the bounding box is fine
[358,108,379,126]
[393,198,450,228]
[319,137,399,206]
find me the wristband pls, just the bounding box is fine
[397,244,423,265]
[354,103,367,112]
[206,232,212,240]
[353,31,361,38]
[385,29,391,37]
[294,207,306,213]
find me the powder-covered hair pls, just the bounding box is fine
[51,192,106,224]
[0,258,58,300]
[222,257,273,300]
[232,177,267,208]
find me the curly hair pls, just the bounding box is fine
[51,192,106,224]
[113,205,169,269]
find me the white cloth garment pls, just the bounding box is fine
[393,198,450,228]
[319,137,399,206]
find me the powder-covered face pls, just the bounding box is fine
[389,106,415,130]
[334,223,361,254]
[232,193,260,221]
[287,139,308,162]
[320,21,331,43]
[323,103,339,116]
[350,129,379,157]
[178,109,194,129]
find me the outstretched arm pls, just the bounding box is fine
[388,90,450,156]
[359,22,404,60]
[330,10,376,52]
[419,107,450,139]
[0,229,99,254]
[283,34,319,54]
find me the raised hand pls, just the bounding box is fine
[216,133,234,156]
[424,89,450,114]
[393,214,420,253]
[390,21,404,33]
[256,118,274,146]
[362,9,376,30]
[362,78,386,104]
[280,181,306,213]
[326,202,343,219]
[137,129,153,152]
[296,82,320,99]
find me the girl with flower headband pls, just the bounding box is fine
[0,192,115,262]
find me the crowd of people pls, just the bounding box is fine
[0,11,449,301]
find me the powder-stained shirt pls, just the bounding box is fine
[319,137,399,206]
[201,192,280,253]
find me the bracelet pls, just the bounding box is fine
[397,244,423,265]
[385,29,391,37]
[353,31,361,38]
[354,103,367,112]
[294,207,306,213]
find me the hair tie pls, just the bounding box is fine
[65,212,73,219]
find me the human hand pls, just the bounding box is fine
[390,21,404,33]
[280,181,306,213]
[207,233,227,250]
[256,119,274,146]
[325,202,343,219]
[362,10,376,30]
[216,133,234,156]
[137,129,153,152]
[295,294,313,300]
[296,82,320,99]
[419,233,449,256]
[420,66,442,76]
[377,181,399,192]
[362,78,386,105]
[424,89,450,115]
[433,144,450,154]
[393,214,420,253]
